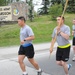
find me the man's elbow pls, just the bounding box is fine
[65,36,69,40]
[32,36,35,40]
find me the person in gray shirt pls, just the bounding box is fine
[18,16,42,75]
[50,16,72,75]
[72,18,75,61]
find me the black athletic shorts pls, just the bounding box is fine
[18,44,35,58]
[56,46,70,62]
[72,37,75,45]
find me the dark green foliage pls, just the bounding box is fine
[49,4,62,20]
[26,0,34,22]
[51,0,75,13]
[0,0,6,6]
[37,0,50,15]
[67,0,75,13]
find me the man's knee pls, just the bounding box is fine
[28,58,38,65]
[18,59,23,64]
[56,61,62,66]
[18,57,24,64]
[61,61,66,66]
[18,55,25,64]
[28,58,35,63]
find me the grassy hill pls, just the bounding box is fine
[0,13,74,47]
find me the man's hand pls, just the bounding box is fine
[72,31,74,36]
[20,40,25,44]
[50,47,53,54]
[57,26,61,34]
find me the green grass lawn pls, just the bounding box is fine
[0,13,75,47]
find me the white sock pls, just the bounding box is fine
[66,74,69,75]
[67,64,69,68]
[23,72,28,74]
[37,68,41,72]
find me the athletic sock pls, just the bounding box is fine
[23,72,28,75]
[67,64,69,68]
[66,74,69,75]
[37,68,42,72]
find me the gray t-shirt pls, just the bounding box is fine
[52,25,70,46]
[72,25,75,37]
[20,25,34,45]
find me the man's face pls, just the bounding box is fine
[18,19,24,27]
[56,17,64,25]
[73,20,75,25]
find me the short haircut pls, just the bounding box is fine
[58,16,64,20]
[18,16,26,22]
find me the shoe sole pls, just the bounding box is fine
[72,60,75,61]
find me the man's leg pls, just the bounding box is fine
[28,58,40,70]
[28,58,42,75]
[72,46,75,61]
[56,61,63,66]
[73,46,75,54]
[56,61,69,75]
[18,55,28,75]
[72,38,75,61]
[61,61,69,75]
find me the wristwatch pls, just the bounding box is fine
[24,39,26,41]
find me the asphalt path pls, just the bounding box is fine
[0,44,75,75]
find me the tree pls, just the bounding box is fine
[42,0,50,14]
[0,0,7,6]
[51,0,75,13]
[26,0,34,22]
[67,0,75,13]
[51,0,65,10]
[51,0,61,4]
[0,0,20,6]
[37,0,50,15]
[49,3,62,20]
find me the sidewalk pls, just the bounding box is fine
[0,40,72,54]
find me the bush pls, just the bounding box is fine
[49,3,62,20]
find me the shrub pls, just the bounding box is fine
[49,3,62,20]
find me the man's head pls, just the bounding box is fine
[73,18,75,25]
[18,16,26,27]
[56,16,65,25]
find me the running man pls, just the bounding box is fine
[72,18,75,61]
[50,16,72,75]
[18,16,42,75]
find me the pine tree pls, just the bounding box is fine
[42,0,50,14]
[38,0,50,15]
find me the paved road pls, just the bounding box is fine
[24,48,75,75]
[0,41,75,75]
[0,48,75,75]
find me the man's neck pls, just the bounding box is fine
[60,23,64,27]
[58,23,64,27]
[22,24,26,28]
